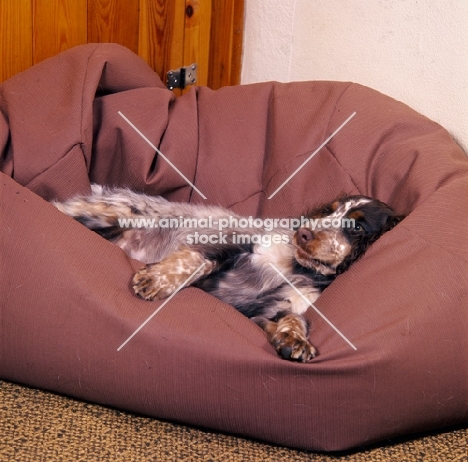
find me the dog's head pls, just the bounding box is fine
[292,195,404,275]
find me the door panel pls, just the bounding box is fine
[88,0,140,53]
[33,0,87,64]
[1,0,33,81]
[0,0,244,89]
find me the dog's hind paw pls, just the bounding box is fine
[272,332,317,362]
[263,313,317,362]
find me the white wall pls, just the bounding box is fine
[241,0,468,153]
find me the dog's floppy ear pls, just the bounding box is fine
[381,212,405,232]
[362,200,405,236]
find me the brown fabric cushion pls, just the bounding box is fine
[1,43,467,452]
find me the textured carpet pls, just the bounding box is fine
[0,381,466,461]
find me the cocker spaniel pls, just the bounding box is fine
[54,186,403,361]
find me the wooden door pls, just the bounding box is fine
[0,0,244,91]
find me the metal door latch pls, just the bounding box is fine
[166,64,197,90]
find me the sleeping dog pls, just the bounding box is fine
[54,186,403,362]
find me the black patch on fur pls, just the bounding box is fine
[196,242,253,265]
[130,205,143,215]
[231,286,290,318]
[74,216,123,241]
[291,260,336,291]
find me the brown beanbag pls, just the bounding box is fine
[1,44,467,452]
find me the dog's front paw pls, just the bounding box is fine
[133,264,179,301]
[271,331,317,362]
[133,250,215,301]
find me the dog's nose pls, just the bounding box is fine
[296,227,314,245]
